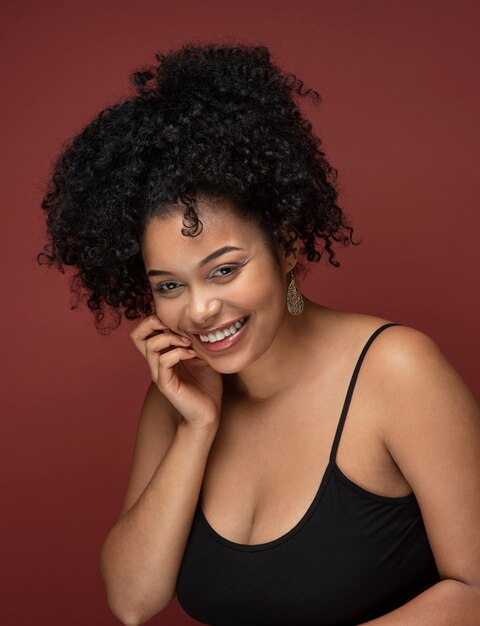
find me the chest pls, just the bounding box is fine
[199,363,413,547]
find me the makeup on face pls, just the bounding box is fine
[141,199,288,367]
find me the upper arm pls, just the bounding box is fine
[117,381,180,520]
[376,325,480,590]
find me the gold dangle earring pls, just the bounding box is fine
[286,270,304,315]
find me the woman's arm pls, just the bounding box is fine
[359,578,480,624]
[359,325,480,624]
[99,382,218,626]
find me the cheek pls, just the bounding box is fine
[154,302,182,329]
[253,279,286,327]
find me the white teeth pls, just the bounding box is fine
[200,317,246,343]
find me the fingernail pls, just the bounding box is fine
[181,336,191,343]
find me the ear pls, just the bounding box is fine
[277,225,300,274]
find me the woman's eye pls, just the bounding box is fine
[211,264,238,278]
[153,264,240,294]
[154,281,179,293]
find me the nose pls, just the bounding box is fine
[186,287,222,327]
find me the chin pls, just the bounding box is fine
[210,360,246,375]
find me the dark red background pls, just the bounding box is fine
[2,1,479,624]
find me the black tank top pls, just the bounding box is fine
[176,323,441,625]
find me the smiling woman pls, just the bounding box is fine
[36,41,480,626]
[138,195,306,374]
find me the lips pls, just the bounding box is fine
[193,315,250,352]
[190,315,249,336]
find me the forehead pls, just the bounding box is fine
[141,198,261,264]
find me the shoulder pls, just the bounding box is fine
[362,318,442,374]
[353,318,480,588]
[359,318,468,408]
[328,309,478,444]
[357,317,480,490]
[331,308,444,373]
[351,316,474,427]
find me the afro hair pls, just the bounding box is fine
[37,41,360,334]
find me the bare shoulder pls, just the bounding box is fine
[315,306,466,432]
[354,317,461,391]
[351,316,479,456]
[347,317,480,587]
[335,310,459,404]
[323,306,435,359]
[310,304,406,355]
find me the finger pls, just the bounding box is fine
[130,314,168,340]
[130,315,170,356]
[146,330,192,356]
[145,332,192,379]
[156,345,197,388]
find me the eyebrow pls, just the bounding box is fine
[147,246,245,277]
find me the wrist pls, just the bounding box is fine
[177,417,219,440]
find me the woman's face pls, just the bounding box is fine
[140,198,295,374]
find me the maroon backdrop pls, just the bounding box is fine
[2,1,479,624]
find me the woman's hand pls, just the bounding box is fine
[130,315,223,431]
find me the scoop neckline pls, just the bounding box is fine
[197,460,418,552]
[196,322,418,552]
[197,462,334,552]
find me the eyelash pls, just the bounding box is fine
[153,264,242,294]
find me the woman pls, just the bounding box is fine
[37,43,480,625]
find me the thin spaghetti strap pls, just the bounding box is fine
[328,322,402,465]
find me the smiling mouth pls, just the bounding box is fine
[199,316,248,342]
[190,315,250,351]
[191,315,250,338]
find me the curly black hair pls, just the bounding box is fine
[36,41,360,335]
